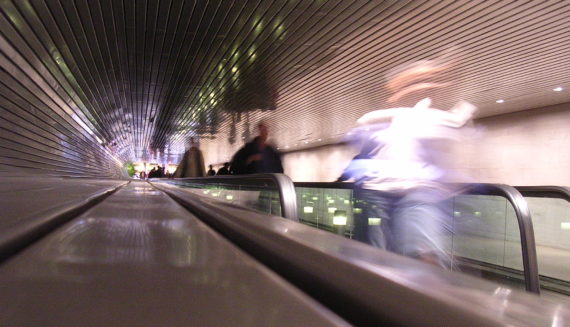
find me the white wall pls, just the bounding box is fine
[282,102,570,185]
[454,102,570,185]
[282,143,358,182]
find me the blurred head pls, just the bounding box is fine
[189,137,198,148]
[209,165,213,169]
[258,122,268,142]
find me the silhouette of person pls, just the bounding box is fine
[217,162,230,175]
[207,165,216,176]
[230,122,283,174]
[173,137,206,177]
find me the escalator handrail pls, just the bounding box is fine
[151,174,298,221]
[151,181,563,327]
[293,182,540,294]
[514,185,570,202]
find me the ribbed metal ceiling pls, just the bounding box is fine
[1,0,569,171]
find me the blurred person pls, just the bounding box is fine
[148,167,158,179]
[173,137,206,178]
[351,50,477,269]
[230,122,283,175]
[156,166,165,178]
[336,137,379,182]
[207,165,216,176]
[230,122,283,216]
[217,162,231,175]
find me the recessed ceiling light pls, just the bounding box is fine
[496,99,505,103]
[304,141,308,144]
[318,138,322,141]
[553,87,563,92]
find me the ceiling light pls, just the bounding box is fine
[496,99,504,103]
[553,87,563,92]
[304,141,308,144]
[318,138,322,141]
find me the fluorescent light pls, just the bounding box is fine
[303,206,314,213]
[333,216,347,225]
[496,99,504,103]
[553,87,563,92]
[368,218,381,225]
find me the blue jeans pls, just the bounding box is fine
[353,187,453,269]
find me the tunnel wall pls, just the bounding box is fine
[0,7,125,178]
[282,102,570,186]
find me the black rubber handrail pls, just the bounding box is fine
[152,181,566,327]
[515,186,570,202]
[294,182,540,294]
[151,174,298,221]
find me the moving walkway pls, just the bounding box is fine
[1,175,569,326]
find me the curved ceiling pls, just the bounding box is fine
[1,0,569,166]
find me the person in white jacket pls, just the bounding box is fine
[352,51,477,269]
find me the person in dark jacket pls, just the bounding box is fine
[217,162,231,175]
[207,165,216,176]
[231,122,283,175]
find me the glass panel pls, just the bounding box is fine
[451,194,524,290]
[526,197,570,282]
[452,195,507,267]
[296,187,353,237]
[162,180,283,217]
[295,186,527,290]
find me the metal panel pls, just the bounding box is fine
[0,177,126,260]
[0,181,348,327]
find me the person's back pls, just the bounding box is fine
[217,163,230,175]
[173,137,206,178]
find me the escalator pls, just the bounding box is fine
[3,175,568,325]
